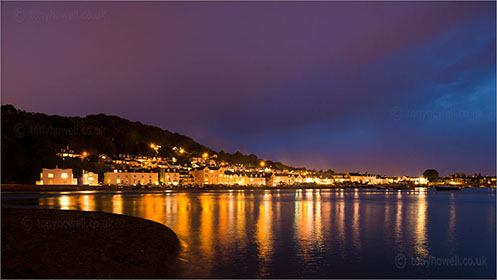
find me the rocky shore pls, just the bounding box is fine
[2,208,180,278]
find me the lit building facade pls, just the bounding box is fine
[37,168,77,185]
[81,170,99,186]
[104,170,159,185]
[192,166,223,185]
[160,168,180,185]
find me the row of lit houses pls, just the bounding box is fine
[36,165,429,187]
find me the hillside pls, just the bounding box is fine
[1,105,293,183]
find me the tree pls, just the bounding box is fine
[423,169,439,182]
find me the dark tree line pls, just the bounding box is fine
[1,105,296,183]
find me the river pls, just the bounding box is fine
[2,188,495,278]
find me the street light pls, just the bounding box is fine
[150,143,161,154]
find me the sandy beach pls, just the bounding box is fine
[1,208,180,278]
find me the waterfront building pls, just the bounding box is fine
[81,170,99,186]
[36,168,77,185]
[159,168,180,185]
[180,170,194,185]
[268,173,295,186]
[192,166,223,185]
[247,173,266,186]
[104,170,159,185]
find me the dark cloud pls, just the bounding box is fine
[2,1,495,175]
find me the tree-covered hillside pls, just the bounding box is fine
[1,105,294,183]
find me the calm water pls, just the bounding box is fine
[3,188,496,278]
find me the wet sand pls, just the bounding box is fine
[2,208,180,278]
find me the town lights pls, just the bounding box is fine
[179,148,185,154]
[150,144,161,154]
[202,152,208,159]
[260,161,266,167]
[83,152,88,157]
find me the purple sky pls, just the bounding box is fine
[2,2,495,176]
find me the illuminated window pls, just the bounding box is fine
[48,173,54,178]
[117,179,121,183]
[61,173,68,178]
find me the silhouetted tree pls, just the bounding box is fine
[423,169,439,182]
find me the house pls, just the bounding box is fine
[180,170,194,185]
[247,173,266,186]
[268,173,295,186]
[104,170,159,185]
[190,157,205,166]
[159,168,180,185]
[81,170,99,186]
[56,146,85,160]
[36,168,77,185]
[222,171,249,185]
[192,166,223,185]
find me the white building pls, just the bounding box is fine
[36,168,77,185]
[81,170,99,186]
[104,170,159,185]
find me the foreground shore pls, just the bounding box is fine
[2,208,180,278]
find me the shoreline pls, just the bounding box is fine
[1,208,181,278]
[2,183,493,193]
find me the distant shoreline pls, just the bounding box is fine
[1,208,181,278]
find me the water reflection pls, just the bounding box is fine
[413,190,429,258]
[32,189,495,278]
[256,196,273,277]
[448,193,456,245]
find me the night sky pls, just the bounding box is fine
[2,2,495,176]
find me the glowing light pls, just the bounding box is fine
[61,173,68,178]
[202,152,209,159]
[260,161,266,167]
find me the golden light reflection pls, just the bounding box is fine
[59,195,72,210]
[394,192,404,253]
[352,198,361,250]
[79,195,92,211]
[293,189,324,265]
[112,194,123,214]
[413,191,429,258]
[200,194,215,265]
[255,197,273,278]
[336,196,346,253]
